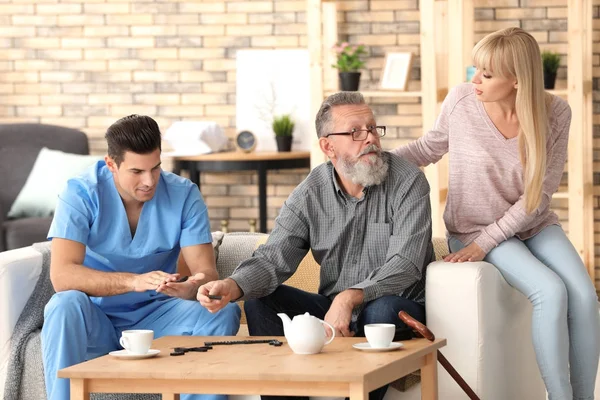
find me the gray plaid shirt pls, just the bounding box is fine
[230,152,434,311]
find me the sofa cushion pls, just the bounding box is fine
[8,148,101,219]
[282,250,320,293]
[215,232,269,279]
[432,237,449,260]
[3,218,52,251]
[211,231,225,262]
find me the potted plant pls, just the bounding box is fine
[541,50,561,90]
[272,114,294,152]
[332,42,367,91]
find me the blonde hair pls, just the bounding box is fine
[472,27,550,214]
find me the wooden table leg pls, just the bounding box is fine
[162,393,180,400]
[421,351,438,400]
[173,160,182,177]
[257,164,267,233]
[189,162,200,189]
[70,378,90,400]
[349,382,368,400]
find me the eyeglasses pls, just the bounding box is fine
[324,126,386,141]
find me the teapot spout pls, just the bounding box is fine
[277,313,292,330]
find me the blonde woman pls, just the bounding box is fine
[393,27,599,399]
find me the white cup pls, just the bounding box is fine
[364,323,395,348]
[119,329,154,355]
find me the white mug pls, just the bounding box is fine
[119,329,154,355]
[364,323,395,348]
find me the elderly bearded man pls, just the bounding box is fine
[197,92,434,400]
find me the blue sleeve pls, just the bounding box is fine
[179,185,212,248]
[47,179,95,245]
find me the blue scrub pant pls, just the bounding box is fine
[450,225,600,400]
[41,290,241,400]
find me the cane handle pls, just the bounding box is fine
[398,311,435,341]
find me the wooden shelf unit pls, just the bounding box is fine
[548,89,569,96]
[447,0,595,279]
[553,192,570,200]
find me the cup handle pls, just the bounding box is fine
[119,337,130,351]
[321,320,335,345]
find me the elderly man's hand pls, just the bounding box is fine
[324,290,359,338]
[197,278,241,313]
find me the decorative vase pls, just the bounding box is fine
[543,70,557,90]
[339,72,361,91]
[275,136,292,152]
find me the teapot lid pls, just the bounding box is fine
[292,312,323,325]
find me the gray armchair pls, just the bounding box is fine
[0,123,89,252]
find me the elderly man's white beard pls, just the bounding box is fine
[337,144,389,187]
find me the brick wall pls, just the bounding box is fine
[0,0,314,233]
[0,0,598,275]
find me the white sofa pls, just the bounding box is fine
[0,234,597,399]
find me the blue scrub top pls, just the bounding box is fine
[48,161,212,324]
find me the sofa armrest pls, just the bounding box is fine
[0,246,44,369]
[425,260,545,400]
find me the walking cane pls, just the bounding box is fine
[398,311,481,400]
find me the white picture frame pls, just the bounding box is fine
[379,52,413,91]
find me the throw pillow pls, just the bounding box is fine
[8,147,101,219]
[211,231,225,262]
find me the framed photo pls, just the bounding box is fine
[380,52,413,91]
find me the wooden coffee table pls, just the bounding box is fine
[59,335,446,400]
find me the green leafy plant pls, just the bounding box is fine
[541,50,561,74]
[272,114,295,137]
[332,42,367,72]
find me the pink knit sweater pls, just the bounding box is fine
[392,83,571,253]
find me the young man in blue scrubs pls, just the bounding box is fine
[41,115,240,400]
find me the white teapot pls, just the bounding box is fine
[277,312,335,354]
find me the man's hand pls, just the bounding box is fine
[443,242,486,263]
[157,273,205,300]
[197,278,241,313]
[324,289,362,338]
[131,271,179,293]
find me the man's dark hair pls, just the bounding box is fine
[105,114,162,166]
